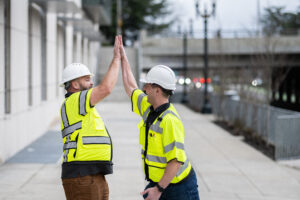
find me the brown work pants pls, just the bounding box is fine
[62,174,109,200]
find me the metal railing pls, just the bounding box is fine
[274,114,300,160]
[189,89,300,160]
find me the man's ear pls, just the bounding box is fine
[71,80,80,90]
[156,87,161,95]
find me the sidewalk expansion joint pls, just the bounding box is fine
[19,164,46,190]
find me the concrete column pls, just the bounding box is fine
[65,23,73,65]
[30,5,42,106]
[46,12,57,100]
[56,24,64,97]
[89,41,100,76]
[82,37,89,65]
[75,32,82,62]
[1,0,30,162]
[10,0,29,113]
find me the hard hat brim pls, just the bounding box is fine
[59,73,94,87]
[139,78,176,91]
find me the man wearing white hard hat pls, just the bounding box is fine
[59,36,122,200]
[119,38,200,200]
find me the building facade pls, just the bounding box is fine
[0,0,111,163]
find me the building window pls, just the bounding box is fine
[4,0,11,114]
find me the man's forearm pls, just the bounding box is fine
[101,58,120,90]
[90,58,120,106]
[121,57,138,96]
[158,160,181,189]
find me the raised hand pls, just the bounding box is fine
[113,35,122,60]
[119,36,127,60]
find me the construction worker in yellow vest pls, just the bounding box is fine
[119,38,200,199]
[59,36,122,200]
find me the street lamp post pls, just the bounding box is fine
[181,32,188,103]
[195,0,216,113]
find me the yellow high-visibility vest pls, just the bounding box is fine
[132,89,191,183]
[60,89,112,163]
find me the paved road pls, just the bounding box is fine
[0,102,300,200]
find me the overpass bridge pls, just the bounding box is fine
[141,31,300,70]
[139,31,300,112]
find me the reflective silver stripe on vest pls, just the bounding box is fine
[137,93,146,116]
[142,107,150,122]
[63,135,71,162]
[141,149,167,164]
[176,159,189,177]
[79,90,88,116]
[160,110,180,120]
[146,154,167,164]
[149,110,180,134]
[164,141,185,153]
[63,141,77,150]
[150,123,163,134]
[62,121,82,138]
[61,102,69,127]
[82,136,111,145]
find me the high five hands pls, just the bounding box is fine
[113,35,127,62]
[113,35,121,60]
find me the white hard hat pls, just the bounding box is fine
[140,65,176,91]
[60,63,93,87]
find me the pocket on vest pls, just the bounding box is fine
[77,134,111,161]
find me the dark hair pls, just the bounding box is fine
[151,83,174,97]
[64,81,71,90]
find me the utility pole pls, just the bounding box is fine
[117,0,122,35]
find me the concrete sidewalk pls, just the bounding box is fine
[0,102,300,200]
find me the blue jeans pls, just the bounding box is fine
[143,169,200,200]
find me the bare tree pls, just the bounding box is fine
[250,36,291,105]
[248,36,292,146]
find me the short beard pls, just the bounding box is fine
[79,84,92,91]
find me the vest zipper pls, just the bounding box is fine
[144,121,150,180]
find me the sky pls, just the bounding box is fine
[167,0,300,36]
